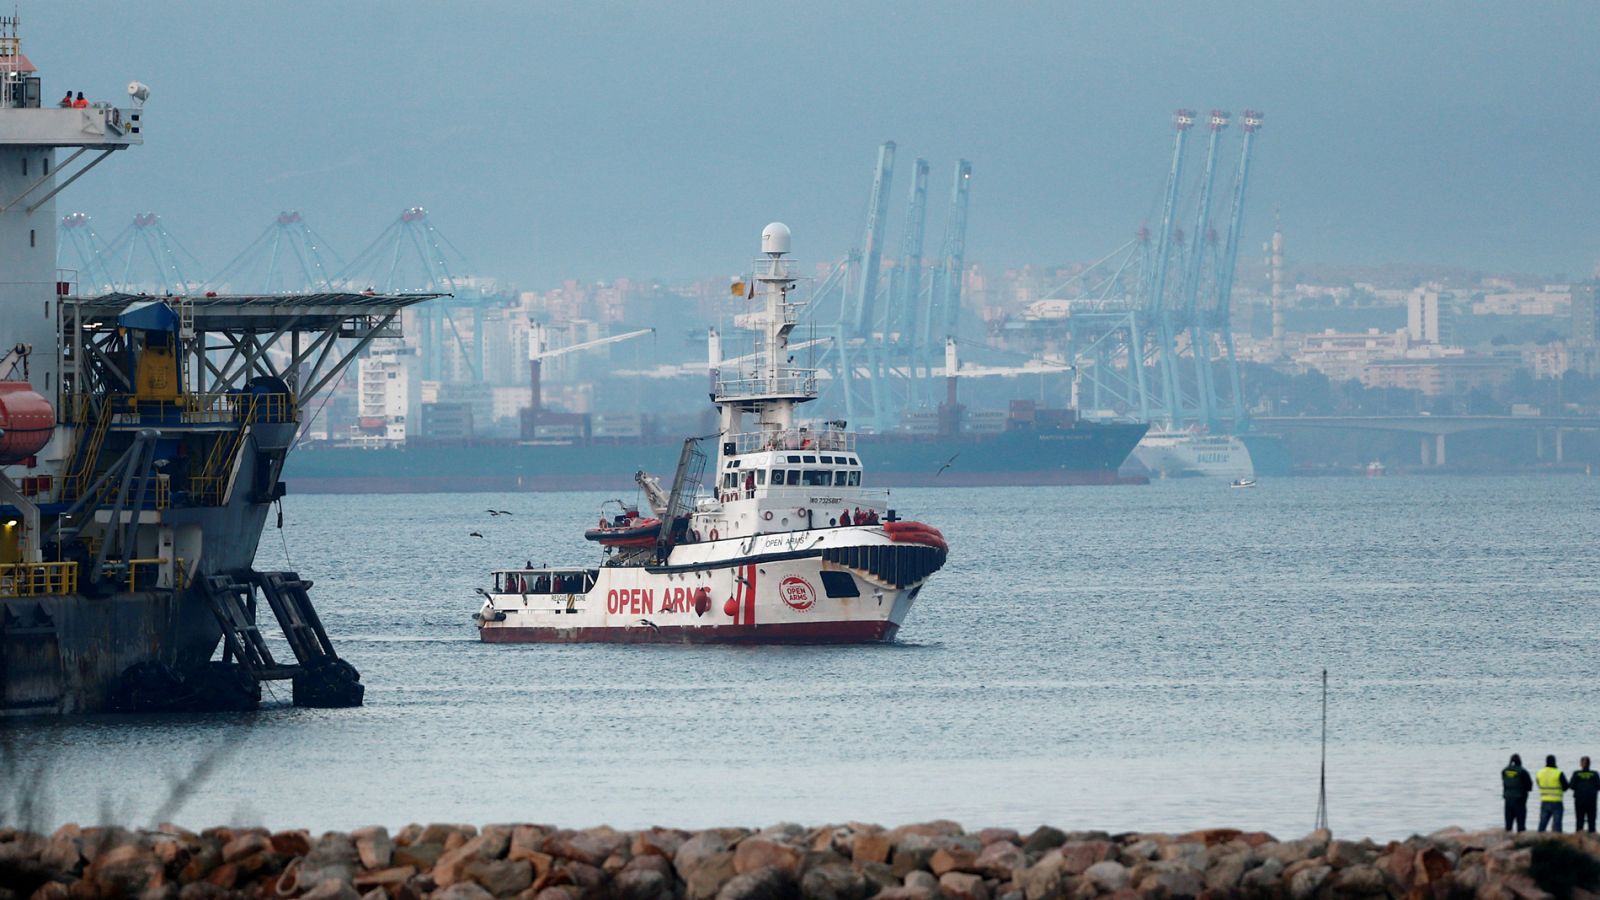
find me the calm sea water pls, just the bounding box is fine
[9,476,1600,840]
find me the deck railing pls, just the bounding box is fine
[0,561,78,597]
[714,369,817,400]
[730,428,855,454]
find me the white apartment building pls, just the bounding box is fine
[1294,328,1412,382]
[351,342,419,447]
[1407,287,1455,344]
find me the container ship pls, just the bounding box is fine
[476,224,947,643]
[283,404,1148,493]
[0,20,427,714]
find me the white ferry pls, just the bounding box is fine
[474,224,948,643]
[1133,427,1255,479]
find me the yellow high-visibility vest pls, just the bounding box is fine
[1538,767,1566,802]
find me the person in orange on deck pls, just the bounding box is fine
[72,92,88,108]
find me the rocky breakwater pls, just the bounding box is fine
[2,822,1598,900]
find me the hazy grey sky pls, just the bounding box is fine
[28,2,1600,287]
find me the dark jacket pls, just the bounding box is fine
[1503,764,1534,799]
[1572,768,1600,800]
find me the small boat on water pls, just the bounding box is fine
[1230,478,1257,488]
[474,223,948,644]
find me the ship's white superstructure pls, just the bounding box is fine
[475,225,947,642]
[1133,427,1255,479]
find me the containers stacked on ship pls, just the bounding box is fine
[477,225,948,643]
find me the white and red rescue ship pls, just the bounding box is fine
[475,223,948,643]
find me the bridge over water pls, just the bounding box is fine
[1252,416,1600,466]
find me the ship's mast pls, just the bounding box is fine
[712,223,816,468]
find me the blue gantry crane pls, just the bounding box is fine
[206,211,344,294]
[338,207,513,385]
[801,144,975,433]
[1017,108,1263,432]
[60,212,203,296]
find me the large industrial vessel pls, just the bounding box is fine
[476,224,948,643]
[0,21,427,714]
[285,415,1149,494]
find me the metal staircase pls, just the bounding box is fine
[199,570,363,708]
[61,397,113,500]
[656,437,708,558]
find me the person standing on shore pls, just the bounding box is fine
[1571,757,1599,833]
[1502,754,1533,831]
[1537,754,1569,832]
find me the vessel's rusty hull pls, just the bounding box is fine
[0,589,220,715]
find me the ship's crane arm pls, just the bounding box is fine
[635,471,671,518]
[529,326,654,361]
[524,326,655,438]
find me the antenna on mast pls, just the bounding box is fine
[1315,668,1329,833]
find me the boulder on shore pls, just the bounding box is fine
[0,821,1591,900]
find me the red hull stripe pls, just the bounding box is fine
[745,563,757,626]
[479,620,898,644]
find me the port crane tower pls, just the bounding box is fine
[805,143,973,433]
[522,324,654,436]
[205,211,343,294]
[1025,109,1263,431]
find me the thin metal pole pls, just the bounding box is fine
[1315,668,1329,832]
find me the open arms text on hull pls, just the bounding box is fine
[477,225,948,643]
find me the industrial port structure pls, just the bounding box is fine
[53,109,1266,444]
[997,109,1266,432]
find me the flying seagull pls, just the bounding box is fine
[468,531,484,538]
[487,509,514,516]
[936,452,959,476]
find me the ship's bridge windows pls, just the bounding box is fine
[833,471,848,486]
[848,471,861,486]
[803,455,817,463]
[820,455,834,463]
[802,470,832,487]
[785,470,800,486]
[755,470,766,485]
[787,455,801,463]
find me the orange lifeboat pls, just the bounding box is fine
[584,516,662,548]
[0,383,54,464]
[883,520,948,552]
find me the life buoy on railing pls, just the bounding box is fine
[689,529,701,542]
[709,528,720,541]
[762,510,773,521]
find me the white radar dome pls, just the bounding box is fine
[761,222,791,256]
